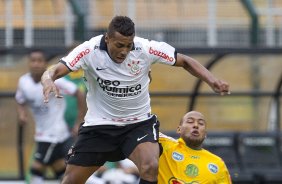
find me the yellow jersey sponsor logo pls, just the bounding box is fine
[168,177,199,184]
[185,164,199,177]
[172,152,184,161]
[208,163,218,173]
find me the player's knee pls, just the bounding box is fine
[60,170,71,184]
[61,174,75,184]
[61,172,84,184]
[54,169,65,179]
[139,158,158,178]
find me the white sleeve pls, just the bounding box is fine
[60,41,91,71]
[55,78,77,95]
[15,78,26,104]
[147,40,176,65]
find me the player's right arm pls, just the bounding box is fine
[15,79,28,125]
[16,103,28,125]
[41,63,70,103]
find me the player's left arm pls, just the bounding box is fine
[174,53,230,95]
[217,160,232,184]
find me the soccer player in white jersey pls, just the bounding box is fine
[41,16,230,184]
[15,49,86,184]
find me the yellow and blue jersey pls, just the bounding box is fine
[158,133,232,184]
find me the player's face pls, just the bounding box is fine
[177,111,207,149]
[29,52,47,77]
[105,32,134,64]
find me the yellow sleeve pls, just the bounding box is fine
[217,160,232,184]
[159,132,178,151]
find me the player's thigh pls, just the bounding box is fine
[50,158,66,171]
[62,164,100,184]
[31,160,46,171]
[129,141,159,168]
[122,115,160,157]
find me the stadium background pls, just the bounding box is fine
[0,0,281,183]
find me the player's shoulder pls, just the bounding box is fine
[133,36,174,54]
[159,132,177,140]
[79,35,103,51]
[134,36,150,44]
[133,36,150,50]
[202,148,225,162]
[202,149,229,171]
[159,132,178,144]
[88,35,103,45]
[18,73,32,83]
[17,73,36,92]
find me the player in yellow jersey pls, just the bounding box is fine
[158,111,232,184]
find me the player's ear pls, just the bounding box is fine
[176,126,181,133]
[105,33,109,44]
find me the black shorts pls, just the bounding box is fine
[66,115,160,166]
[34,137,74,165]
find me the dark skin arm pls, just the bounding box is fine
[71,89,87,136]
[16,102,28,125]
[42,53,230,101]
[41,63,71,102]
[41,63,87,135]
[174,53,230,95]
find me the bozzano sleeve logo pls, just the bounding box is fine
[149,47,174,62]
[70,49,90,67]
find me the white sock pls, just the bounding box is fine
[30,175,44,184]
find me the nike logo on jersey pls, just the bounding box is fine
[34,153,42,159]
[96,67,108,71]
[137,134,148,141]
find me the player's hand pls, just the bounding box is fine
[42,79,63,103]
[18,114,28,125]
[211,79,230,95]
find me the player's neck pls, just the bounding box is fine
[186,142,202,150]
[31,74,41,83]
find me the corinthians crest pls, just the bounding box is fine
[127,60,142,75]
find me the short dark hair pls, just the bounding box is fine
[28,48,48,62]
[29,48,46,58]
[107,16,135,37]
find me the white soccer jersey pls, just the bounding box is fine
[61,35,176,126]
[15,73,77,143]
